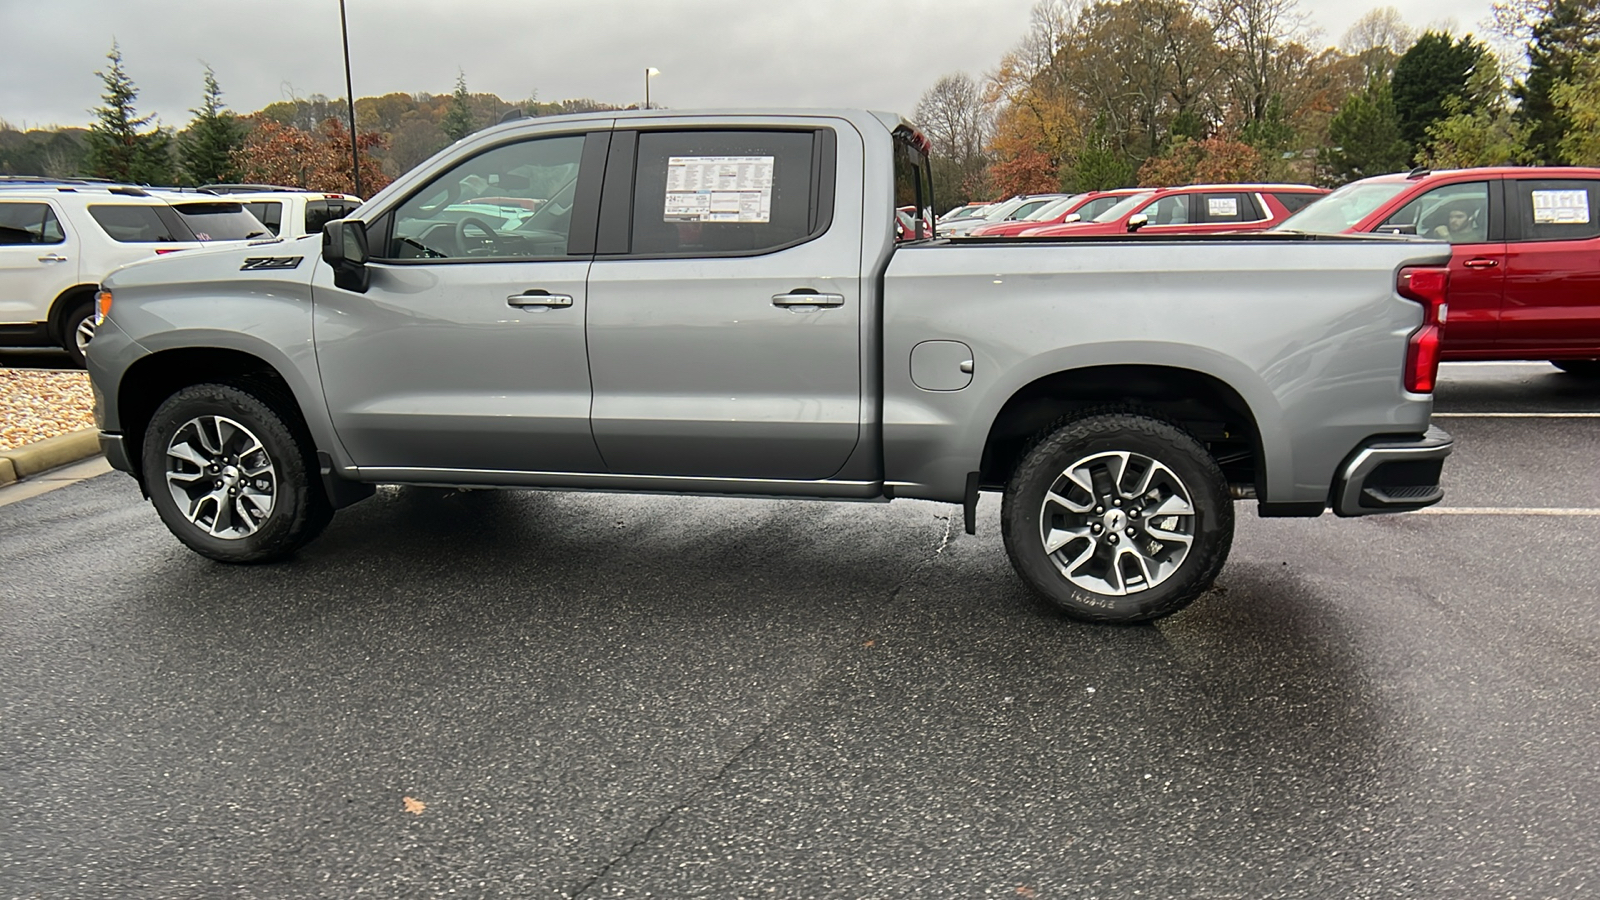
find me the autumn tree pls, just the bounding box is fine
[915,73,995,206]
[1341,6,1417,82]
[1137,134,1263,184]
[85,42,173,184]
[179,65,247,185]
[1202,0,1314,127]
[233,118,390,195]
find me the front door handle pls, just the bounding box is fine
[507,291,574,309]
[772,292,845,308]
[1463,258,1500,269]
[37,254,69,263]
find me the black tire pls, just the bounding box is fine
[61,297,94,367]
[1551,360,1600,378]
[1001,413,1233,625]
[141,383,332,563]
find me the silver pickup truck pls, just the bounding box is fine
[86,109,1454,624]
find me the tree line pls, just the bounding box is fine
[914,0,1600,207]
[0,42,626,196]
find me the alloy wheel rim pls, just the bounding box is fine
[164,415,277,539]
[1037,450,1196,596]
[75,317,96,357]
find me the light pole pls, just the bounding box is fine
[644,67,660,110]
[339,0,362,197]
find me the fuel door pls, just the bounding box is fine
[910,340,974,391]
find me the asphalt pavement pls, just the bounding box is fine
[1,362,1596,899]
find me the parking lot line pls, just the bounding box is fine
[1412,507,1600,516]
[1432,412,1600,418]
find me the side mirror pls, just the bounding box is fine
[322,219,370,293]
[1126,213,1149,233]
[1062,213,1082,223]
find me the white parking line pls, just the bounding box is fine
[1433,412,1600,418]
[1413,507,1600,516]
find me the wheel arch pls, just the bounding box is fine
[979,364,1268,497]
[46,284,100,344]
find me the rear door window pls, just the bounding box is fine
[1199,192,1263,224]
[628,129,823,256]
[305,199,360,237]
[88,205,188,242]
[1509,179,1600,242]
[1272,192,1320,214]
[0,202,65,244]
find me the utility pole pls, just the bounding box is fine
[339,0,363,197]
[645,67,660,110]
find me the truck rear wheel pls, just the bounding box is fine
[1001,413,1233,624]
[141,383,332,563]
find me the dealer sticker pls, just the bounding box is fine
[1531,189,1590,224]
[664,156,773,223]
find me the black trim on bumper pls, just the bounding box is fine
[1332,425,1454,516]
[98,432,134,474]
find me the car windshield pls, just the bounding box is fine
[170,202,270,240]
[1274,181,1411,234]
[1093,192,1155,223]
[1024,197,1078,221]
[980,198,1028,221]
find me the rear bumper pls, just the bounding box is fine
[1331,425,1453,516]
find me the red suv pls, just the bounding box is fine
[967,188,1148,237]
[1021,184,1328,237]
[1275,167,1600,374]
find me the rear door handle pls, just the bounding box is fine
[507,291,574,308]
[772,292,845,308]
[1463,258,1499,269]
[37,255,68,263]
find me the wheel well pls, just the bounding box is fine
[47,285,99,343]
[980,365,1263,494]
[117,348,312,483]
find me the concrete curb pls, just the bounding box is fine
[0,428,103,487]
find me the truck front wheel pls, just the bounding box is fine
[141,383,332,563]
[1001,413,1233,624]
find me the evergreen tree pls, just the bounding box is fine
[1512,0,1600,164]
[1328,78,1413,181]
[84,42,173,184]
[441,70,478,142]
[1391,31,1493,150]
[180,65,247,185]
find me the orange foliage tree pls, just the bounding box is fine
[233,117,391,196]
[1137,135,1265,185]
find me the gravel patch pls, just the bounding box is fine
[1,369,94,452]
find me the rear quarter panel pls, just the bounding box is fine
[881,235,1452,504]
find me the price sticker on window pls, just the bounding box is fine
[1208,197,1238,218]
[1531,189,1590,225]
[663,156,774,223]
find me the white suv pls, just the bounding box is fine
[202,186,363,241]
[0,180,271,364]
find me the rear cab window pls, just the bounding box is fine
[0,202,65,244]
[892,125,934,240]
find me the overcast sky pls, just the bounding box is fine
[1,0,1501,132]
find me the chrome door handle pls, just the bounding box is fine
[507,291,574,308]
[771,292,845,308]
[37,255,69,263]
[1463,258,1499,269]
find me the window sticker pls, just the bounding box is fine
[664,156,773,223]
[1531,189,1590,225]
[1207,197,1238,218]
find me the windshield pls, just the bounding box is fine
[1093,192,1155,223]
[980,197,1028,221]
[1274,181,1411,234]
[1025,197,1077,221]
[169,202,270,240]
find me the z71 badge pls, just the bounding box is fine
[240,256,305,271]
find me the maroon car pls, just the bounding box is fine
[1275,166,1600,374]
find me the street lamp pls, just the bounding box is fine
[339,0,362,197]
[645,67,660,110]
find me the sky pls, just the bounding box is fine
[1,0,1504,133]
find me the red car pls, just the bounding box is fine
[966,188,1148,237]
[1021,184,1328,237]
[1274,166,1600,373]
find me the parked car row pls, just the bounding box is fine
[0,179,360,365]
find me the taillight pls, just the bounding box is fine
[154,248,188,255]
[1397,266,1449,393]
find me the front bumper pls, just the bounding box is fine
[1331,425,1454,516]
[99,432,134,475]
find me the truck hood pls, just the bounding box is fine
[102,234,321,290]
